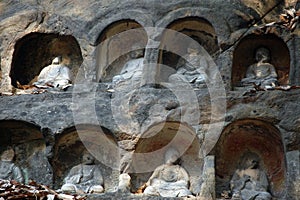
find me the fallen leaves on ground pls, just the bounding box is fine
[0,179,86,200]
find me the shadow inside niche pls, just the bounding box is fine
[0,120,53,186]
[213,119,286,199]
[232,34,290,89]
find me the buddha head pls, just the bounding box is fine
[238,151,261,170]
[164,147,180,165]
[1,147,15,162]
[255,47,270,63]
[52,56,62,65]
[82,152,95,165]
[129,47,144,59]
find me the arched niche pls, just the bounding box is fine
[232,34,290,88]
[214,119,286,198]
[96,20,148,82]
[158,17,219,81]
[52,125,118,191]
[10,33,83,88]
[130,122,202,194]
[0,120,52,186]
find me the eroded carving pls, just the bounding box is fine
[230,152,271,200]
[118,173,131,193]
[112,50,144,87]
[241,47,278,89]
[169,47,208,87]
[143,148,192,197]
[33,56,72,90]
[0,147,24,183]
[61,152,104,194]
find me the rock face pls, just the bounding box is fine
[0,0,299,199]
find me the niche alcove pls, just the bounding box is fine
[52,125,118,191]
[214,119,286,198]
[0,120,52,186]
[158,17,219,81]
[10,33,83,88]
[232,34,290,89]
[130,121,202,194]
[96,20,148,82]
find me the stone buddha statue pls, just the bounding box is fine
[169,47,208,87]
[0,147,24,183]
[33,56,71,90]
[241,47,278,89]
[61,152,104,194]
[230,152,272,200]
[143,147,192,197]
[112,49,144,87]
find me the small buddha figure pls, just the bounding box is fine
[241,47,278,89]
[61,152,104,194]
[33,56,72,90]
[230,152,272,200]
[169,47,208,87]
[143,148,192,197]
[112,49,144,87]
[117,173,131,193]
[0,147,24,183]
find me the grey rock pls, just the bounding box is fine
[0,1,299,199]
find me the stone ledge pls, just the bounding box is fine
[85,192,183,200]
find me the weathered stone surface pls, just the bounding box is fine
[286,150,300,200]
[0,0,300,199]
[199,156,215,199]
[86,193,182,200]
